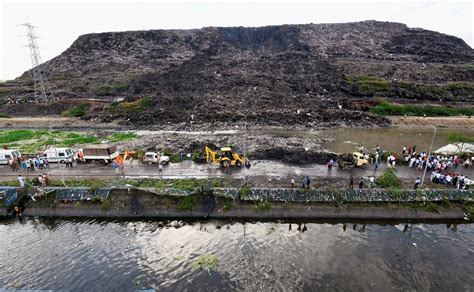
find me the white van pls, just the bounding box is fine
[0,149,22,165]
[144,152,170,165]
[40,147,75,163]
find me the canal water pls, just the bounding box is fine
[0,219,472,291]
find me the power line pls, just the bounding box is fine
[19,23,55,103]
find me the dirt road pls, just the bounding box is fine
[2,160,473,188]
[390,116,474,128]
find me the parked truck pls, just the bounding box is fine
[78,145,119,164]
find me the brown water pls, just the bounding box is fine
[0,219,472,291]
[320,127,474,153]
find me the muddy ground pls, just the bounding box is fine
[1,116,473,166]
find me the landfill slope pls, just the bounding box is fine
[0,20,472,128]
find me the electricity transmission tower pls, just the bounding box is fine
[20,23,54,103]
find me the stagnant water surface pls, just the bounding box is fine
[0,219,472,291]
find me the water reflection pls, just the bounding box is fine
[0,219,472,291]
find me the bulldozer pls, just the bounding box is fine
[337,152,369,170]
[205,145,250,169]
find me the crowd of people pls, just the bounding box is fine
[8,156,50,173]
[401,145,472,189]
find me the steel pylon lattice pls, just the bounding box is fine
[20,23,54,103]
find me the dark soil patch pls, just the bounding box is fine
[253,147,338,165]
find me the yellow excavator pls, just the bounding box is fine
[205,146,250,169]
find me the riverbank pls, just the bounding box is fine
[2,186,472,221]
[6,204,469,222]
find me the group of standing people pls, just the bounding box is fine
[9,156,49,173]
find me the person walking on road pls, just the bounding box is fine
[18,175,25,188]
[374,160,379,172]
[113,161,120,175]
[349,176,354,189]
[301,176,306,189]
[414,177,421,190]
[369,176,375,188]
[290,177,295,188]
[129,157,134,168]
[327,159,334,171]
[305,176,311,189]
[159,163,163,176]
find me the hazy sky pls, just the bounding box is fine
[1,0,472,80]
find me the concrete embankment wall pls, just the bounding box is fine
[1,186,473,220]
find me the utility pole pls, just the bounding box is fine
[20,23,54,103]
[421,125,437,188]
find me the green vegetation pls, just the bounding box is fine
[0,129,42,144]
[255,201,271,211]
[370,101,474,117]
[463,64,474,72]
[63,104,87,117]
[174,255,186,261]
[424,202,439,213]
[93,84,111,96]
[101,198,111,211]
[377,168,402,189]
[348,76,390,95]
[447,133,474,144]
[107,132,137,142]
[223,200,235,212]
[0,112,11,118]
[239,184,252,199]
[192,255,219,274]
[347,75,474,100]
[0,129,140,153]
[112,97,151,113]
[178,195,198,210]
[48,178,109,189]
[169,154,181,163]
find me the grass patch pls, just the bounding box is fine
[93,85,111,96]
[447,132,474,144]
[223,200,235,212]
[463,64,474,72]
[238,185,252,199]
[192,255,219,274]
[107,132,137,142]
[0,112,11,118]
[63,104,87,117]
[48,179,110,188]
[114,97,151,113]
[178,195,198,210]
[370,101,474,117]
[255,201,271,211]
[0,129,142,152]
[377,168,402,189]
[348,75,390,95]
[174,255,186,261]
[169,154,181,163]
[424,202,439,213]
[60,136,99,147]
[101,198,111,211]
[0,129,37,143]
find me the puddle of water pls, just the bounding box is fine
[320,127,474,153]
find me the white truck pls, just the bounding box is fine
[144,152,170,165]
[79,145,119,164]
[39,147,75,163]
[0,149,21,165]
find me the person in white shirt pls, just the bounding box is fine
[18,175,25,188]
